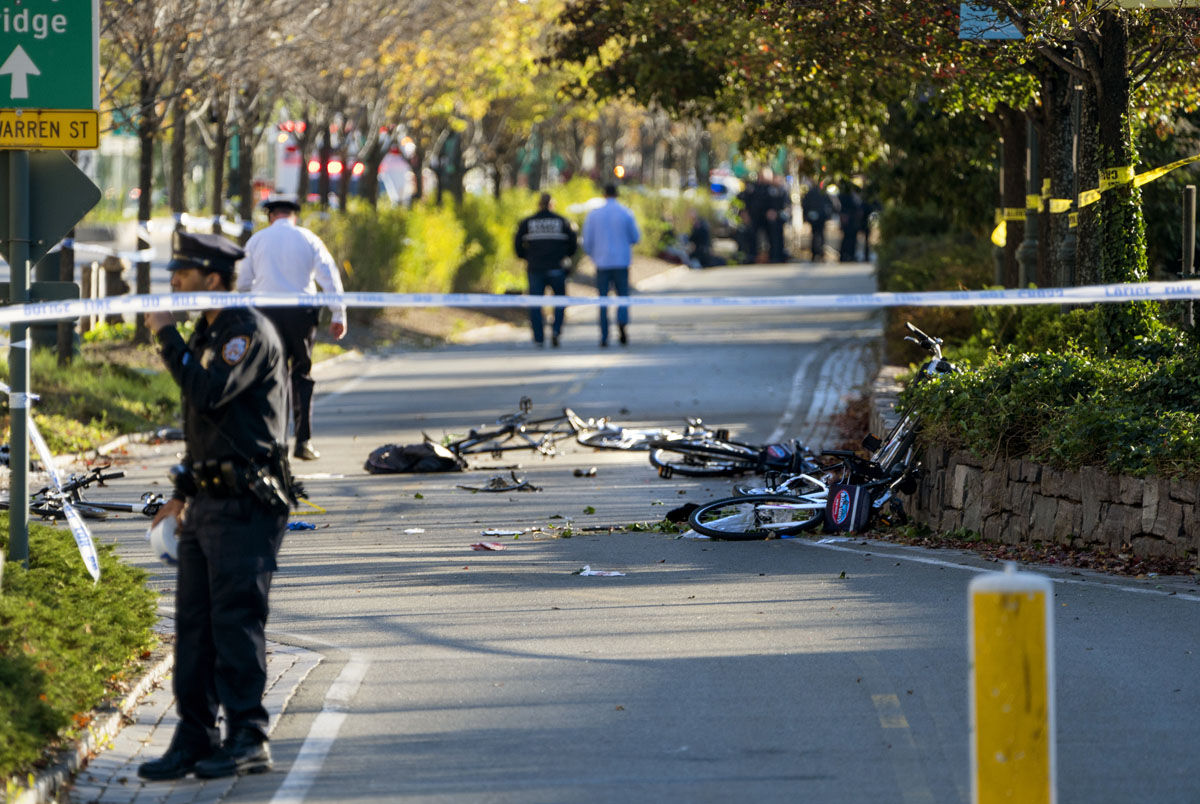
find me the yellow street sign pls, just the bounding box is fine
[0,108,97,150]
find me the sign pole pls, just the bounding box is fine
[6,149,30,566]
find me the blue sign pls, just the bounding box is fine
[959,3,1023,40]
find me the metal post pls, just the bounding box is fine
[1016,119,1040,287]
[970,564,1057,804]
[1183,185,1196,330]
[6,150,31,567]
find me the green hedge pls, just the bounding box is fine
[878,199,1200,481]
[907,334,1200,479]
[0,515,158,784]
[302,179,691,324]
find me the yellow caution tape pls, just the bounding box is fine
[1068,212,1078,229]
[1068,152,1200,211]
[1040,177,1052,198]
[1004,207,1026,222]
[991,220,1007,248]
[1133,152,1200,188]
[1047,198,1073,214]
[1099,165,1136,191]
[1025,194,1042,211]
[296,496,328,515]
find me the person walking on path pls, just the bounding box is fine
[140,231,295,781]
[838,182,864,262]
[801,181,836,262]
[515,192,578,347]
[582,183,640,347]
[237,194,347,461]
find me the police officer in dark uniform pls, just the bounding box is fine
[515,192,577,347]
[138,231,295,781]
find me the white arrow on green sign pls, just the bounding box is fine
[0,0,98,110]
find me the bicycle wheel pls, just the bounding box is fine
[648,437,759,478]
[688,494,823,540]
[579,427,672,451]
[0,496,109,521]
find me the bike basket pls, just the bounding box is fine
[823,484,874,533]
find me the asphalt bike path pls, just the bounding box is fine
[43,260,1200,804]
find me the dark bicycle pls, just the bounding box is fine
[442,397,582,459]
[0,465,166,521]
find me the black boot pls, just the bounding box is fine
[193,731,273,779]
[137,742,214,781]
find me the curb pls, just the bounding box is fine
[7,640,175,804]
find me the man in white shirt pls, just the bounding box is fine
[238,194,347,460]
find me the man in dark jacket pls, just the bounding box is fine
[515,193,578,347]
[802,182,836,262]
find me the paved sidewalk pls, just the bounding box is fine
[65,624,321,804]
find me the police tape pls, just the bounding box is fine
[0,379,101,581]
[2,282,1199,326]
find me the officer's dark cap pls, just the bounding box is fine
[262,192,302,213]
[167,231,244,277]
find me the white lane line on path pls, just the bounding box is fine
[766,348,821,444]
[807,539,1200,602]
[269,652,370,804]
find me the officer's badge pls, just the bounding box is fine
[222,335,250,365]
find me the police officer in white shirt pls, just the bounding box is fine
[238,194,347,460]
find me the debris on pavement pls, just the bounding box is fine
[457,471,540,492]
[573,565,626,576]
[665,502,699,523]
[287,521,317,531]
[471,542,507,551]
[573,466,597,477]
[404,527,426,534]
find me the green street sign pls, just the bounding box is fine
[0,0,98,110]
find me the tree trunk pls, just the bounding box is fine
[1094,9,1154,350]
[1096,10,1146,284]
[317,125,332,210]
[361,138,384,207]
[412,141,425,203]
[209,116,229,233]
[997,105,1025,288]
[1076,80,1101,286]
[1042,64,1075,288]
[168,98,187,227]
[237,130,255,244]
[133,78,157,344]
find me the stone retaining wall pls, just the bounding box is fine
[869,368,1199,562]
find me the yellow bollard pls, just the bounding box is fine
[969,563,1056,804]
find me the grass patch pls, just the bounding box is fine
[0,344,180,455]
[0,512,158,784]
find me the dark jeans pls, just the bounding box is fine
[595,267,630,344]
[527,268,567,343]
[262,307,319,443]
[173,493,287,750]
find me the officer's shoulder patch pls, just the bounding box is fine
[221,335,251,365]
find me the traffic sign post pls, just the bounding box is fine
[0,0,99,568]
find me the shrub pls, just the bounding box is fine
[0,514,158,782]
[907,342,1200,478]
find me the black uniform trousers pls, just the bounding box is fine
[172,493,287,751]
[262,307,320,444]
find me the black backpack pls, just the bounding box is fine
[364,440,465,474]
